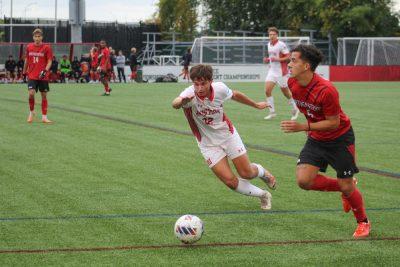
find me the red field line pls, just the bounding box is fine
[1,237,399,254]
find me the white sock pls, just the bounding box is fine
[42,115,47,120]
[252,163,270,183]
[235,178,265,197]
[267,96,275,113]
[288,98,297,111]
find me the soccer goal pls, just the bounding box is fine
[191,36,310,64]
[337,37,400,65]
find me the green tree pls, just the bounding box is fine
[156,0,198,40]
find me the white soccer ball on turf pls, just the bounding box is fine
[174,214,204,244]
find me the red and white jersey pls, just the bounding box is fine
[179,82,235,146]
[267,40,289,76]
[25,43,53,81]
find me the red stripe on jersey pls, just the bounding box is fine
[347,144,356,163]
[223,113,234,134]
[280,52,289,76]
[183,108,202,142]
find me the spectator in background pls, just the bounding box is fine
[17,56,25,82]
[59,55,72,83]
[129,47,139,82]
[80,53,91,83]
[110,49,117,82]
[5,55,17,82]
[116,50,126,83]
[50,56,59,82]
[179,48,192,82]
[71,56,82,83]
[90,46,99,83]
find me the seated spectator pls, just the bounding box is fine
[59,55,72,83]
[17,56,25,82]
[5,55,17,83]
[71,56,82,83]
[50,56,59,83]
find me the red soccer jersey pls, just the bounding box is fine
[99,47,111,70]
[25,43,53,81]
[288,73,351,141]
[90,51,99,68]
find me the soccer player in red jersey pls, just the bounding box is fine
[90,46,99,82]
[280,44,370,238]
[97,40,112,96]
[23,28,53,123]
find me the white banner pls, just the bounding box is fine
[142,65,330,82]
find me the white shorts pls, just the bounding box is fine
[265,72,289,88]
[199,132,247,168]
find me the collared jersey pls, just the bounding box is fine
[179,82,235,146]
[288,73,351,141]
[267,40,289,76]
[25,43,53,81]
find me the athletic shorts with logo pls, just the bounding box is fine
[265,72,289,88]
[28,80,49,92]
[297,127,359,178]
[199,131,247,168]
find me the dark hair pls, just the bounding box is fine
[291,44,324,71]
[190,64,213,81]
[268,27,278,34]
[32,28,43,36]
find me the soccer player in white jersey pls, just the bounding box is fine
[172,64,277,210]
[263,27,299,120]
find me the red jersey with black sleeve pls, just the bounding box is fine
[288,73,351,141]
[99,47,111,70]
[25,43,53,81]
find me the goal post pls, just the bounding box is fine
[337,37,400,65]
[191,36,310,65]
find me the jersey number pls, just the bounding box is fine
[203,117,214,125]
[33,56,39,63]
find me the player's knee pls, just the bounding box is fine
[338,178,356,196]
[237,167,256,179]
[223,177,238,190]
[296,176,313,190]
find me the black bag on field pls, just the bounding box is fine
[155,73,178,83]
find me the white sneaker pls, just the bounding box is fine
[260,169,277,190]
[264,112,277,120]
[260,191,272,210]
[290,109,300,120]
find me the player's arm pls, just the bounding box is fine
[172,96,194,109]
[23,56,28,74]
[231,90,268,110]
[276,53,290,62]
[280,115,340,133]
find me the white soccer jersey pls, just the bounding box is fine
[179,82,235,146]
[267,40,289,76]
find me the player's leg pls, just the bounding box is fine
[39,82,52,123]
[211,157,271,210]
[27,81,37,123]
[264,73,277,119]
[100,71,111,95]
[277,75,299,120]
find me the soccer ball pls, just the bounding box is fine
[174,214,204,244]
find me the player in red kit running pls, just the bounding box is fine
[23,28,53,123]
[281,44,370,238]
[97,40,112,96]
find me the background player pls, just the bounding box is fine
[281,44,370,238]
[172,64,276,210]
[264,27,299,120]
[23,28,53,124]
[97,40,112,95]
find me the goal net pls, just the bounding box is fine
[337,38,400,65]
[191,36,310,64]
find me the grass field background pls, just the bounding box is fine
[0,81,399,266]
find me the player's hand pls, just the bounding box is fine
[39,70,47,79]
[254,102,269,110]
[181,96,194,106]
[280,120,307,133]
[96,66,102,73]
[263,57,270,63]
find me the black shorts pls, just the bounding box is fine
[297,127,359,178]
[28,80,50,92]
[99,70,110,80]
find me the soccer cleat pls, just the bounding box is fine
[260,191,272,210]
[353,221,371,239]
[42,118,53,124]
[261,169,277,190]
[290,109,300,120]
[27,112,35,123]
[264,112,277,120]
[101,92,110,96]
[341,178,358,213]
